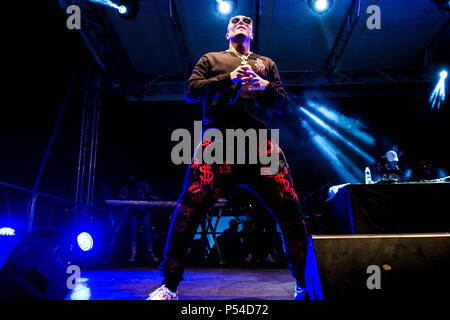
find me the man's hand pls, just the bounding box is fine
[230,65,252,83]
[242,70,269,91]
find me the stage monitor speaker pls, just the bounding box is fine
[305,233,450,300]
[0,235,70,300]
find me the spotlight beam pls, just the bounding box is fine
[429,70,447,110]
[87,0,139,20]
[301,120,361,183]
[306,100,375,146]
[88,0,122,11]
[299,107,374,164]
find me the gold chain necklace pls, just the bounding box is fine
[227,49,252,65]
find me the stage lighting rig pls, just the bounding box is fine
[430,0,450,12]
[214,0,238,16]
[306,0,333,15]
[117,0,140,20]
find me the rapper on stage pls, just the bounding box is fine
[147,15,308,300]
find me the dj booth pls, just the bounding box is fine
[324,182,450,234]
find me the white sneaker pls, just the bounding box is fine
[293,283,308,300]
[129,254,136,262]
[244,253,252,262]
[265,253,277,262]
[147,285,179,300]
[146,251,160,262]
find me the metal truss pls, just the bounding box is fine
[119,67,437,100]
[279,68,437,87]
[415,19,450,69]
[124,72,186,100]
[168,0,192,76]
[58,0,443,100]
[75,72,102,220]
[58,0,135,87]
[325,0,362,77]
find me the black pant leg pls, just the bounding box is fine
[160,147,234,290]
[245,147,308,287]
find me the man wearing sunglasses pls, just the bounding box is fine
[147,15,308,300]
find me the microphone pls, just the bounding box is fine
[229,82,244,105]
[229,64,253,105]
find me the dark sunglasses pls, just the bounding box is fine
[230,17,252,25]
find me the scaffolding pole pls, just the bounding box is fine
[75,72,102,221]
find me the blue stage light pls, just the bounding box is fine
[117,0,139,20]
[118,5,127,14]
[430,69,447,110]
[307,0,333,14]
[314,0,329,11]
[215,0,237,16]
[77,232,93,252]
[219,1,232,14]
[87,0,139,20]
[404,168,413,181]
[0,227,15,236]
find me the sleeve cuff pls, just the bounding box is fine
[217,72,232,85]
[264,82,276,96]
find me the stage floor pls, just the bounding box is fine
[66,267,296,300]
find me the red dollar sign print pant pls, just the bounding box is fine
[160,140,308,291]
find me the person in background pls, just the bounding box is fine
[220,219,243,265]
[382,150,403,181]
[263,222,282,263]
[241,220,265,263]
[119,174,159,263]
